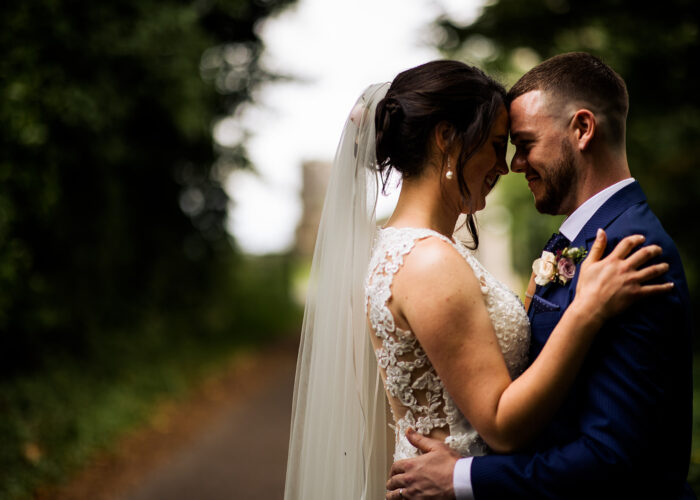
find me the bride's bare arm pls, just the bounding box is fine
[392,229,671,453]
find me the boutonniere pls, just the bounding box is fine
[532,246,588,286]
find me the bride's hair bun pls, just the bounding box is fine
[375,97,404,172]
[373,60,505,186]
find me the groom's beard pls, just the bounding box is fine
[534,140,577,215]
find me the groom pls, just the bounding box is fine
[386,52,695,499]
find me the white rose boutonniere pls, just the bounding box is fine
[532,251,557,286]
[532,246,587,287]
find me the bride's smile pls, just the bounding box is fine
[459,106,509,213]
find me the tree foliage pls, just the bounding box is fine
[436,0,700,309]
[0,0,296,374]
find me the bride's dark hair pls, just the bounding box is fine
[375,60,506,248]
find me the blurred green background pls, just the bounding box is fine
[0,0,698,498]
[0,1,301,498]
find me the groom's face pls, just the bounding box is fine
[509,90,578,216]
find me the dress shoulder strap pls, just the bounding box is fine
[367,227,454,285]
[365,227,456,339]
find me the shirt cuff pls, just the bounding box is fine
[453,457,475,500]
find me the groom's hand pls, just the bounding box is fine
[386,429,459,500]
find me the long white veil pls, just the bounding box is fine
[284,83,391,500]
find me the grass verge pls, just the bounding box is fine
[0,254,302,499]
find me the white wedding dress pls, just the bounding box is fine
[365,226,531,460]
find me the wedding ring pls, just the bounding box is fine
[399,488,404,499]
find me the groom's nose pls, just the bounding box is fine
[510,151,527,173]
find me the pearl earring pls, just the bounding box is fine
[446,170,454,180]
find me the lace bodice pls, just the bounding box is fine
[365,227,530,460]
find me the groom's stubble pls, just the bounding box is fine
[534,139,577,215]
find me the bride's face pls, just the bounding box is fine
[458,105,509,213]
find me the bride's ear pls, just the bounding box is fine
[433,121,456,155]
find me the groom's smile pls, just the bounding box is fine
[509,90,578,216]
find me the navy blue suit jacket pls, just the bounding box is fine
[470,182,695,499]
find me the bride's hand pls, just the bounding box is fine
[573,229,673,325]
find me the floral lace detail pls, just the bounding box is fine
[365,227,530,460]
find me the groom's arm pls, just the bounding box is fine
[389,256,692,499]
[469,256,693,499]
[388,223,693,500]
[389,300,684,500]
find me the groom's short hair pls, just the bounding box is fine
[507,52,629,148]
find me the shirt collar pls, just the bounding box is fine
[559,178,636,241]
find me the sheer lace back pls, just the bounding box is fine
[365,227,530,460]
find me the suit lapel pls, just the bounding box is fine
[569,181,647,249]
[529,181,648,358]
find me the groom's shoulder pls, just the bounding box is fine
[607,199,689,294]
[601,203,693,345]
[607,198,678,250]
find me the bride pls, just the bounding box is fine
[284,61,670,499]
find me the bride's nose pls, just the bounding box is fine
[495,155,508,175]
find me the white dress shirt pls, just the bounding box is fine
[558,178,636,241]
[453,178,636,499]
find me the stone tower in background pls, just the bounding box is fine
[295,160,331,258]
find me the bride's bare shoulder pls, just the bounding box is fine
[389,235,490,347]
[392,235,481,297]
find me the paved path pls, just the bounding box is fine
[38,340,299,500]
[119,346,297,500]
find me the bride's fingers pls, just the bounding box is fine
[610,234,646,260]
[584,228,608,264]
[637,281,675,296]
[631,262,669,283]
[623,244,662,269]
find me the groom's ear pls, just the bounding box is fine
[571,109,596,151]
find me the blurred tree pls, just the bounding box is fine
[435,0,700,310]
[0,0,295,374]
